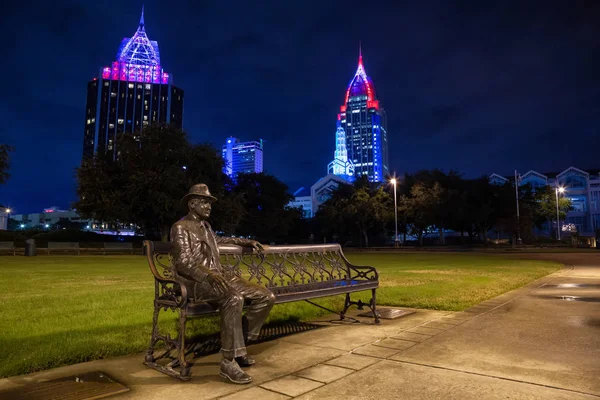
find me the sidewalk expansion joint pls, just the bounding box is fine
[390,359,600,399]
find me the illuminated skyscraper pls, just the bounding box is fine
[222,137,264,178]
[337,47,388,182]
[82,7,184,160]
[327,122,355,181]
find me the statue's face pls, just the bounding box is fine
[190,197,211,219]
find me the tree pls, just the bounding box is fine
[315,177,393,247]
[75,124,230,240]
[0,144,14,185]
[400,182,442,246]
[347,186,393,247]
[233,173,296,243]
[493,183,537,244]
[412,169,463,245]
[533,185,572,238]
[463,177,503,245]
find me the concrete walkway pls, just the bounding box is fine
[1,253,599,399]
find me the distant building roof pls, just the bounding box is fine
[293,187,311,197]
[491,166,600,181]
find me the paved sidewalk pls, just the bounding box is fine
[2,253,599,399]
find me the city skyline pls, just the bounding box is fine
[1,1,599,213]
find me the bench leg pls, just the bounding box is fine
[143,304,192,381]
[177,310,191,380]
[339,291,380,324]
[370,289,381,324]
[340,293,352,320]
[145,301,161,363]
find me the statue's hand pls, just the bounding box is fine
[207,273,229,295]
[247,240,264,255]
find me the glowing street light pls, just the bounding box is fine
[556,187,565,240]
[390,178,399,248]
[2,208,10,231]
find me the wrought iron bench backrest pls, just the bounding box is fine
[144,241,356,290]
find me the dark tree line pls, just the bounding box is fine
[75,124,300,242]
[315,169,572,246]
[74,125,572,245]
[0,144,13,186]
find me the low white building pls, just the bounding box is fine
[288,188,312,219]
[288,174,352,218]
[11,206,91,230]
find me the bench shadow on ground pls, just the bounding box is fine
[151,319,327,371]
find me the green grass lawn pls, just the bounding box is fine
[0,253,560,378]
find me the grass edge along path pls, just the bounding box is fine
[0,253,561,378]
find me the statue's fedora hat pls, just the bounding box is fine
[181,183,217,204]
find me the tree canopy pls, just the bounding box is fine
[74,125,301,242]
[73,126,573,246]
[0,144,14,185]
[233,172,298,243]
[315,177,393,247]
[314,170,572,247]
[75,124,231,239]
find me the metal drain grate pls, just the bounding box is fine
[189,321,325,357]
[0,371,129,400]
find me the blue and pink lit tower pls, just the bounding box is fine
[334,48,388,182]
[82,7,184,159]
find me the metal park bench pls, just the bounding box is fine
[143,241,380,380]
[0,241,15,255]
[47,242,80,255]
[103,242,134,255]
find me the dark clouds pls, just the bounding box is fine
[1,0,599,213]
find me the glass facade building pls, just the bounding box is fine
[82,7,184,160]
[337,49,388,182]
[222,137,264,178]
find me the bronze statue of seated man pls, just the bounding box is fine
[170,183,275,384]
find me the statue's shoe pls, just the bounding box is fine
[235,355,256,367]
[220,359,252,384]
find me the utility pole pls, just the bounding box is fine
[515,170,522,245]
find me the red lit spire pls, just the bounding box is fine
[340,44,379,111]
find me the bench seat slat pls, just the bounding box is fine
[270,280,378,303]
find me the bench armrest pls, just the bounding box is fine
[347,264,379,281]
[152,275,190,308]
[174,277,190,308]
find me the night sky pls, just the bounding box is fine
[1,1,599,214]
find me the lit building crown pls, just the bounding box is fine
[100,6,170,84]
[340,46,379,112]
[116,6,161,67]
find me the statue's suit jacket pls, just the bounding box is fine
[170,212,251,295]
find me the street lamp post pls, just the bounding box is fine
[391,178,399,248]
[556,187,564,240]
[4,208,10,231]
